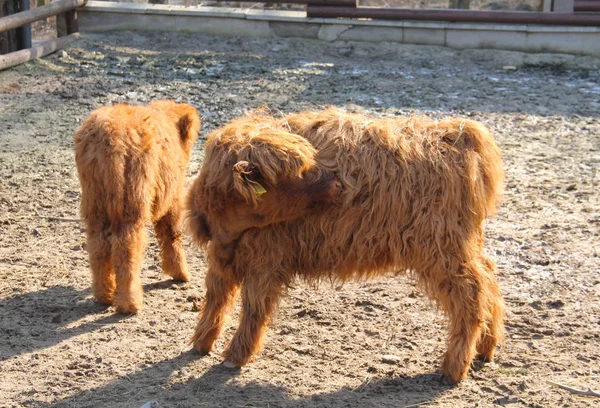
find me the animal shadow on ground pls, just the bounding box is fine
[39,349,453,408]
[0,281,182,362]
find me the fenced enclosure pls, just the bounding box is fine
[2,0,600,71]
[1,29,599,407]
[0,0,83,69]
[1,0,599,407]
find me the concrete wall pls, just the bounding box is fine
[79,2,600,57]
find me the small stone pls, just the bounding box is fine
[502,65,517,70]
[51,314,62,323]
[381,354,402,364]
[271,44,288,52]
[138,402,160,408]
[58,50,68,59]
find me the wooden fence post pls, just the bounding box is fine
[56,8,77,36]
[17,0,32,49]
[0,0,8,54]
[1,0,18,53]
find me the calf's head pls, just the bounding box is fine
[186,124,340,246]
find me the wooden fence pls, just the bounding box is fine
[1,0,599,71]
[0,0,85,70]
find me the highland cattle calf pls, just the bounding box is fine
[75,100,201,314]
[187,107,505,383]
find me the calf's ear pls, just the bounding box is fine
[233,161,267,204]
[176,105,201,143]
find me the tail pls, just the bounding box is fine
[439,119,504,219]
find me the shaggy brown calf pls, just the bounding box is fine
[75,100,201,314]
[187,107,505,383]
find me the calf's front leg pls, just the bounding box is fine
[222,272,286,367]
[192,263,240,354]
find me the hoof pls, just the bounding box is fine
[192,337,215,356]
[221,360,240,369]
[477,353,493,363]
[170,271,190,283]
[439,373,460,386]
[113,299,142,314]
[114,306,140,315]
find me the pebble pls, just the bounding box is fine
[381,354,402,364]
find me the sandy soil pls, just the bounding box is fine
[1,31,599,408]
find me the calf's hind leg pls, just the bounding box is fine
[154,206,190,282]
[433,256,491,383]
[111,222,147,314]
[85,214,116,305]
[475,255,505,362]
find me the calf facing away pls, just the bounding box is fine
[75,100,201,313]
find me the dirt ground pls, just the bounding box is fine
[1,31,599,408]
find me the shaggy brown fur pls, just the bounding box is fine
[75,100,201,314]
[187,107,505,383]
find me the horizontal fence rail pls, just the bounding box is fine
[0,0,85,33]
[306,6,600,25]
[0,32,80,69]
[250,0,357,5]
[574,0,600,11]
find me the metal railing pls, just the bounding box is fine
[306,3,600,26]
[233,0,600,25]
